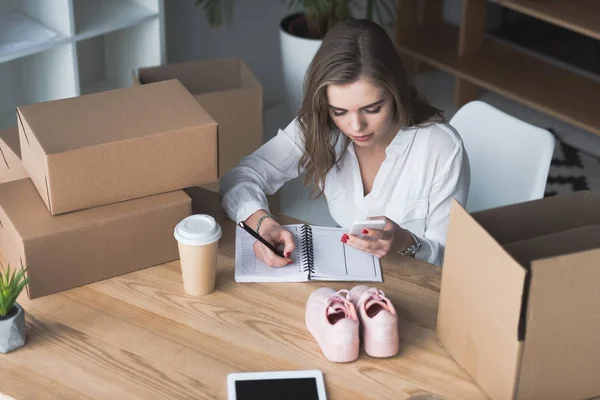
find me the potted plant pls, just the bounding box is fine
[195,0,395,117]
[0,264,29,353]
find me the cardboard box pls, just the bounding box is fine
[188,180,280,214]
[0,127,28,183]
[16,79,217,215]
[437,191,600,400]
[135,58,280,212]
[0,179,191,299]
[136,58,262,180]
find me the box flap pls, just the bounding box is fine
[504,224,600,343]
[438,199,526,400]
[516,248,600,400]
[0,127,21,159]
[0,127,28,184]
[138,58,260,93]
[472,191,600,245]
[0,179,189,240]
[16,80,215,154]
[503,224,600,267]
[16,110,52,211]
[194,88,262,175]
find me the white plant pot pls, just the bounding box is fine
[279,13,323,119]
[0,302,25,353]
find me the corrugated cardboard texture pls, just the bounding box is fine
[137,58,264,187]
[472,191,598,245]
[0,127,28,183]
[500,208,600,400]
[138,57,261,94]
[0,196,25,273]
[194,87,261,177]
[440,192,600,400]
[0,179,191,299]
[518,249,600,400]
[438,199,526,400]
[17,79,217,215]
[504,225,600,266]
[183,185,226,218]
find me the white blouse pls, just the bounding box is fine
[220,119,470,266]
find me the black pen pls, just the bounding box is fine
[238,221,286,258]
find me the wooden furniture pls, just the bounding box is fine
[0,0,165,130]
[395,0,600,137]
[0,189,487,400]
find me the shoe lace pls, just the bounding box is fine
[325,289,358,321]
[360,288,396,316]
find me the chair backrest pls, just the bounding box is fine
[450,101,555,213]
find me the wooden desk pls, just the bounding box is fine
[0,189,487,400]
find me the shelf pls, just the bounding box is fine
[0,10,68,64]
[0,0,164,132]
[396,21,600,137]
[494,0,600,42]
[0,43,78,129]
[77,19,162,95]
[74,0,159,41]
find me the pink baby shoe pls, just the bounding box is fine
[349,285,399,358]
[305,287,360,363]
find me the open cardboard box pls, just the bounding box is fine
[134,58,280,213]
[438,191,600,400]
[16,79,217,215]
[0,127,28,183]
[0,179,191,299]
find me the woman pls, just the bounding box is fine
[220,19,470,267]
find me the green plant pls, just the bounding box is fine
[195,0,395,39]
[0,265,30,318]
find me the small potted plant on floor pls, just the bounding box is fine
[0,265,29,353]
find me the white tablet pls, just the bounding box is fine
[227,370,327,400]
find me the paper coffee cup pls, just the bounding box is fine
[174,214,222,296]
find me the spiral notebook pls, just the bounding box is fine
[235,224,382,283]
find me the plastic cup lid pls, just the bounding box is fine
[174,214,222,246]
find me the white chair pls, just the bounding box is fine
[450,101,555,213]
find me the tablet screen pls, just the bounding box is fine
[228,370,327,400]
[235,377,319,400]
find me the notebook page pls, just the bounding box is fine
[309,227,382,282]
[234,225,308,282]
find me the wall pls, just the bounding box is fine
[165,0,291,107]
[165,0,502,108]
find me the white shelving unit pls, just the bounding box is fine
[0,0,165,130]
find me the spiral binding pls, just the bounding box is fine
[300,224,315,276]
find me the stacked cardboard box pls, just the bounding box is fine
[1,80,218,299]
[0,127,28,184]
[134,58,280,213]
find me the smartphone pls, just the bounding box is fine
[349,219,386,236]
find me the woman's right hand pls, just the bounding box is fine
[246,212,296,267]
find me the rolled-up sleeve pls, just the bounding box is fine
[220,119,305,223]
[414,139,470,266]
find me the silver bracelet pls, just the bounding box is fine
[256,213,275,234]
[399,230,422,257]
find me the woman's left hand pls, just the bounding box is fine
[341,216,414,258]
